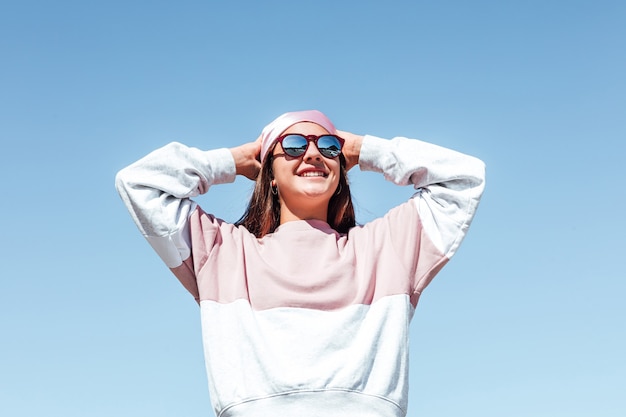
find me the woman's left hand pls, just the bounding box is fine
[336,130,363,171]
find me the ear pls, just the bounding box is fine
[271,179,276,187]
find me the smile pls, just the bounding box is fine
[299,171,327,177]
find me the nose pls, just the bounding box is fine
[303,140,323,161]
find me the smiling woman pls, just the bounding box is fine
[115,110,486,417]
[236,111,357,237]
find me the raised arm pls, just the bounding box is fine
[354,134,486,295]
[115,139,261,300]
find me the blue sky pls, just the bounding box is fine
[1,0,625,416]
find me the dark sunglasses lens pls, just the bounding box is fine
[281,135,308,157]
[317,135,342,158]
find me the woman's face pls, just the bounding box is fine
[271,122,341,213]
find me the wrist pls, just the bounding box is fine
[229,147,244,175]
[347,134,363,160]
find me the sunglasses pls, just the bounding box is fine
[276,134,345,159]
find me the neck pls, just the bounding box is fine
[279,199,329,225]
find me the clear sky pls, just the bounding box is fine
[1,0,625,416]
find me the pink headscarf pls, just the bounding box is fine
[260,110,336,162]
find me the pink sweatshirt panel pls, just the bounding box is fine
[185,201,445,311]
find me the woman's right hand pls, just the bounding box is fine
[230,135,262,180]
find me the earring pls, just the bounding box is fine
[271,182,278,195]
[335,183,342,196]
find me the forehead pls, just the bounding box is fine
[282,122,330,136]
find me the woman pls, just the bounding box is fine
[116,110,485,417]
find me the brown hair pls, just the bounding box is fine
[235,151,356,238]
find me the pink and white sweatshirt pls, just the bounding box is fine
[115,135,485,417]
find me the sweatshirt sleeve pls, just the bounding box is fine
[358,135,486,295]
[115,142,236,299]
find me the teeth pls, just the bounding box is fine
[300,171,325,177]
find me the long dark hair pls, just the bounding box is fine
[236,152,356,238]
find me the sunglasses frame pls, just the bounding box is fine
[275,134,345,159]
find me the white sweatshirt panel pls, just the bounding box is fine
[200,295,413,417]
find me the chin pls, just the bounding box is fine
[300,189,333,199]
